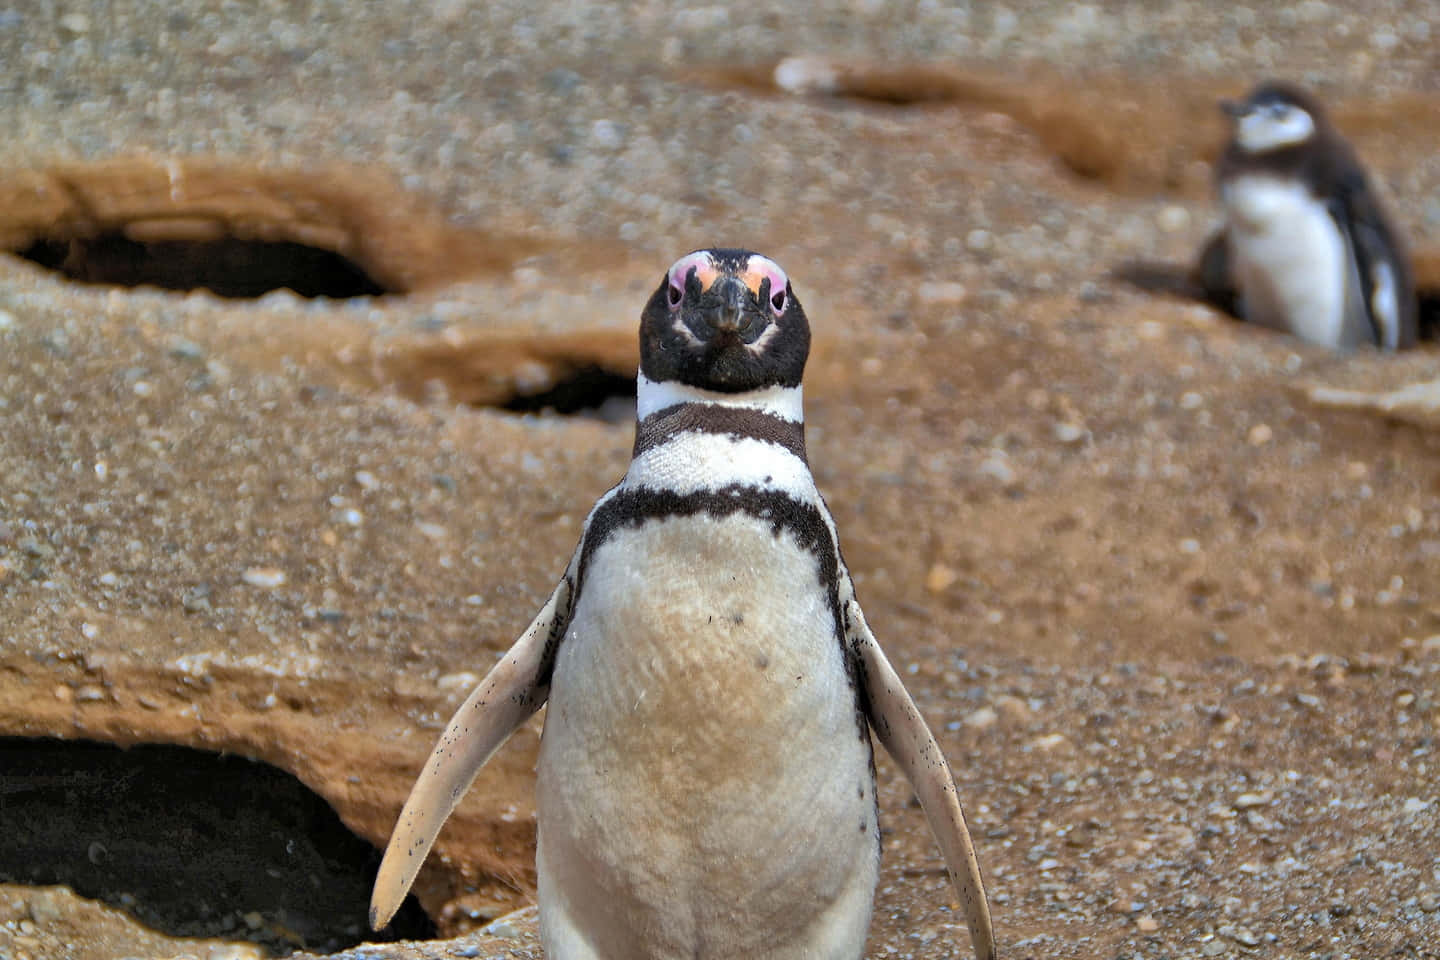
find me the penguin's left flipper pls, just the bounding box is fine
[850,598,997,960]
[370,574,573,930]
[1331,169,1418,350]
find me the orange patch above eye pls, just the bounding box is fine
[669,251,719,293]
[740,257,788,299]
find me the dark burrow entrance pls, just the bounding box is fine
[500,365,637,420]
[0,737,435,955]
[17,233,390,299]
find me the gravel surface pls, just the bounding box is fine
[2,2,1439,959]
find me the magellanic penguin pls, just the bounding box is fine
[370,249,996,960]
[1200,80,1418,350]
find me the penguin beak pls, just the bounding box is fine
[1220,98,1250,118]
[702,276,751,335]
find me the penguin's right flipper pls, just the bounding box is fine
[849,599,997,960]
[370,574,573,930]
[1331,168,1419,350]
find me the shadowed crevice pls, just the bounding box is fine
[18,233,390,299]
[0,737,435,955]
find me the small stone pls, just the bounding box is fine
[976,454,1016,486]
[965,229,993,254]
[1247,423,1273,446]
[1135,914,1159,933]
[58,12,89,33]
[1179,391,1204,410]
[1419,893,1439,912]
[925,564,958,593]
[1052,421,1086,445]
[1224,926,1261,947]
[1233,790,1273,809]
[773,56,840,95]
[241,567,286,588]
[1402,797,1430,815]
[964,706,998,730]
[26,891,61,926]
[1202,939,1229,956]
[916,281,969,305]
[1156,205,1190,233]
[168,338,205,361]
[437,671,479,693]
[417,522,448,541]
[1178,538,1201,555]
[0,309,15,330]
[74,684,106,702]
[1030,733,1067,751]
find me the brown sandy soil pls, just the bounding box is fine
[2,2,1440,959]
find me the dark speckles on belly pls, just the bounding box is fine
[754,652,770,670]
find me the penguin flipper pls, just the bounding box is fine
[370,575,573,930]
[849,599,996,960]
[1196,227,1242,320]
[1332,169,1418,349]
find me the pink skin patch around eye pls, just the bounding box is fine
[667,252,719,304]
[743,255,790,314]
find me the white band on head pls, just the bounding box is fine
[1236,106,1315,152]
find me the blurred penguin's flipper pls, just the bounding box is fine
[850,599,996,960]
[369,577,572,930]
[1111,227,1240,320]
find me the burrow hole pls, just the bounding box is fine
[17,233,389,300]
[1,160,534,300]
[0,737,435,955]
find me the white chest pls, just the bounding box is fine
[536,510,877,958]
[1221,175,1355,347]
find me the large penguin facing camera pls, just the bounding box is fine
[370,249,996,960]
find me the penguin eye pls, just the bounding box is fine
[667,277,684,308]
[770,287,788,315]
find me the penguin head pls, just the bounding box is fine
[1222,82,1324,154]
[639,249,810,393]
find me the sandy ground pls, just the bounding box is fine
[2,2,1439,958]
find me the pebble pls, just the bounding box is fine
[1402,797,1430,815]
[1247,423,1273,446]
[1052,421,1086,445]
[0,309,15,330]
[437,671,479,693]
[58,12,89,33]
[976,454,1016,486]
[1223,926,1261,947]
[916,281,969,305]
[1030,733,1067,751]
[1156,205,1190,233]
[1419,893,1439,912]
[964,706,999,730]
[1135,914,1159,933]
[1201,939,1229,956]
[925,563,959,593]
[965,228,993,254]
[772,56,840,95]
[241,566,287,588]
[1233,790,1273,809]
